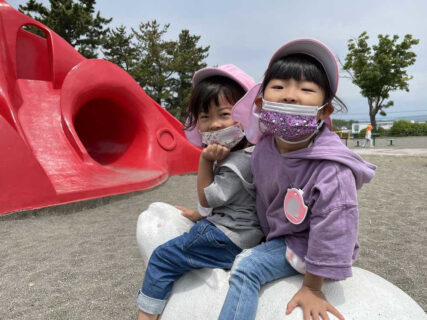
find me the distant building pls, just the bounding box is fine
[351,121,394,135]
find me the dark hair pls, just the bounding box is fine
[261,54,347,112]
[185,76,246,130]
[185,75,250,151]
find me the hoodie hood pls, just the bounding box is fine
[281,127,376,189]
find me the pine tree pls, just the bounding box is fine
[167,30,209,121]
[102,26,138,72]
[131,20,175,105]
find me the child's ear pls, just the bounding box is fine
[255,97,263,112]
[318,103,334,120]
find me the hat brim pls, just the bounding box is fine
[232,83,264,144]
[191,64,255,91]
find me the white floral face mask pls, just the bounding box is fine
[200,123,245,149]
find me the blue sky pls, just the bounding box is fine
[9,0,427,121]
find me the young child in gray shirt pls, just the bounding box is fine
[137,64,263,320]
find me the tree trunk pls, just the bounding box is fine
[370,113,377,132]
[368,101,377,132]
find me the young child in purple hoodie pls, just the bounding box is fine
[218,39,376,320]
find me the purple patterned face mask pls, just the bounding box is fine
[258,99,326,144]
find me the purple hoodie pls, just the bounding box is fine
[251,127,376,280]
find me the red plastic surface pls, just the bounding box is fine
[0,1,201,215]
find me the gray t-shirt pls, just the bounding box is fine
[204,147,264,249]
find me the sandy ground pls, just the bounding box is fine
[1,147,427,319]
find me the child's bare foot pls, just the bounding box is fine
[138,309,158,320]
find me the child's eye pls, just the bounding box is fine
[221,112,231,117]
[272,85,284,90]
[199,114,209,120]
[302,88,315,92]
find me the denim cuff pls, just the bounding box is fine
[137,290,167,315]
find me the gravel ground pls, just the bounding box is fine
[1,144,426,320]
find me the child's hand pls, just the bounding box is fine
[175,206,204,222]
[286,285,344,320]
[201,144,230,162]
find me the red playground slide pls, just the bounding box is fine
[0,1,201,215]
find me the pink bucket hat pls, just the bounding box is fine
[185,64,255,146]
[232,38,338,143]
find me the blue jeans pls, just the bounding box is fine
[218,237,298,320]
[137,219,242,315]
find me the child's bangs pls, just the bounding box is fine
[199,85,223,114]
[263,54,332,100]
[269,59,306,82]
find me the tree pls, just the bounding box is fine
[19,0,112,58]
[102,26,138,72]
[118,22,210,120]
[131,20,175,105]
[167,30,209,121]
[343,32,419,131]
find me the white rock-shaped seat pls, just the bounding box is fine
[136,202,426,320]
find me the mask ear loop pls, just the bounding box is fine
[318,99,334,130]
[317,102,327,111]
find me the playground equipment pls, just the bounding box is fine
[137,202,427,320]
[0,1,200,215]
